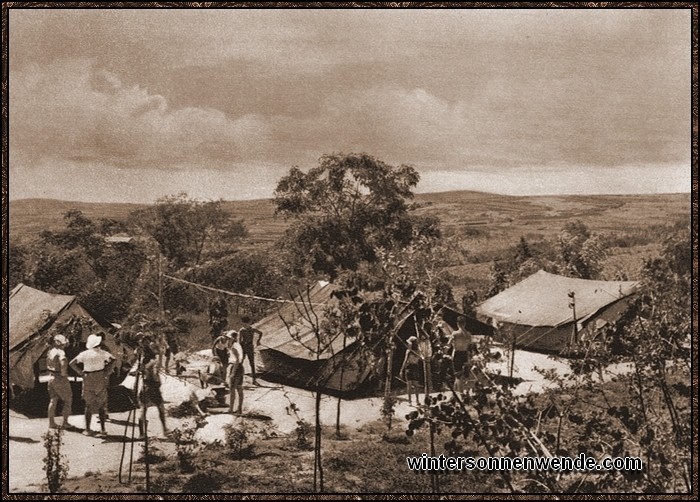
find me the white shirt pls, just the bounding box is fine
[46,347,67,375]
[71,347,115,372]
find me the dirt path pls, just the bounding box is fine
[10,348,627,493]
[8,380,418,493]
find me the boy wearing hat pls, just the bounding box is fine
[211,332,231,370]
[69,333,115,436]
[46,334,74,429]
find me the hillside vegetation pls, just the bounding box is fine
[10,191,689,299]
[10,191,689,249]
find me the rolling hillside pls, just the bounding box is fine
[10,192,690,248]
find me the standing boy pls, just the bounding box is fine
[46,334,74,429]
[226,330,245,415]
[238,316,263,385]
[69,333,115,436]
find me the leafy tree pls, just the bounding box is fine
[32,249,87,295]
[407,221,691,493]
[98,217,130,236]
[273,153,440,279]
[40,209,106,277]
[486,260,508,296]
[187,252,285,320]
[130,193,241,268]
[9,243,29,289]
[461,290,478,317]
[30,210,146,321]
[513,236,532,264]
[556,220,606,279]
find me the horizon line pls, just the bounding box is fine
[7,189,692,206]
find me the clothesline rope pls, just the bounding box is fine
[163,274,327,306]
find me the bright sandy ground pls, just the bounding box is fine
[8,347,631,493]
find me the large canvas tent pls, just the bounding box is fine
[9,283,119,392]
[476,270,639,354]
[257,281,494,393]
[256,281,365,392]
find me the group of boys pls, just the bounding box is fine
[46,308,264,435]
[205,316,263,415]
[46,332,115,436]
[401,316,482,403]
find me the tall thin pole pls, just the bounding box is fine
[509,327,516,380]
[157,250,164,319]
[568,291,577,346]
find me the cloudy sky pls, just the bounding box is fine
[9,8,691,203]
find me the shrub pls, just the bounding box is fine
[170,418,206,473]
[43,429,69,494]
[381,431,411,444]
[381,395,397,431]
[137,443,167,465]
[182,471,225,493]
[150,474,180,493]
[293,419,313,451]
[223,420,257,460]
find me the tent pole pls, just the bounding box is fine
[509,327,515,380]
[157,251,164,320]
[568,291,577,347]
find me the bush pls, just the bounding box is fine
[182,471,225,493]
[43,429,69,494]
[381,395,397,431]
[381,431,411,444]
[137,443,167,465]
[293,419,313,451]
[223,420,257,460]
[150,474,180,493]
[170,418,207,473]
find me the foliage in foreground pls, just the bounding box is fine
[43,428,69,494]
[408,224,691,493]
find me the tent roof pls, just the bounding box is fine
[257,281,495,361]
[9,284,77,350]
[256,281,348,360]
[476,270,639,328]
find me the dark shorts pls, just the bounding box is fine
[454,351,469,373]
[82,372,109,410]
[214,348,229,367]
[165,340,179,357]
[228,364,244,387]
[48,376,73,402]
[405,363,420,381]
[139,382,164,407]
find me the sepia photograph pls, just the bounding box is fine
[4,4,696,497]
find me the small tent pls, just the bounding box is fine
[9,283,119,392]
[476,270,639,354]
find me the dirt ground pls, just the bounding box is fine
[8,376,418,493]
[8,347,630,493]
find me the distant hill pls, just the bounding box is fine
[9,191,690,248]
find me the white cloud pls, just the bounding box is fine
[10,59,272,170]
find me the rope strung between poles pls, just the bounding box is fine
[163,274,327,306]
